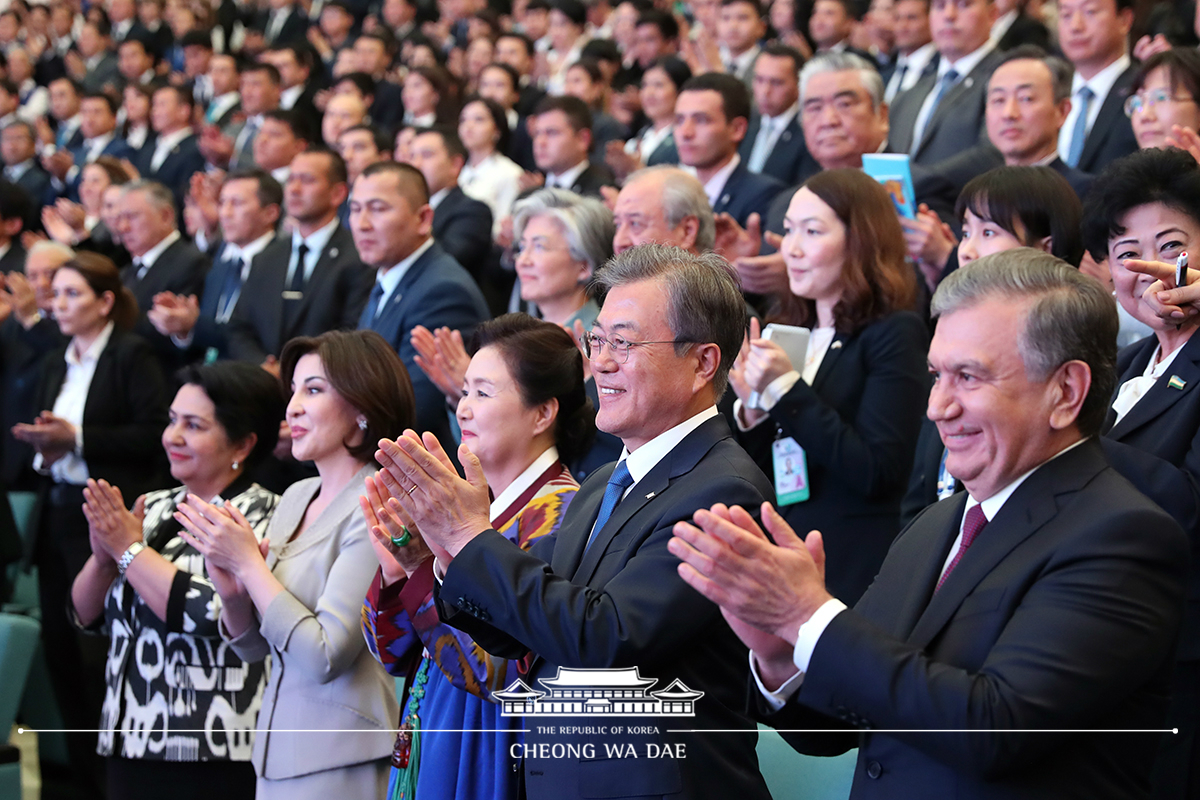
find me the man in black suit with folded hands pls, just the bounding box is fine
[227,148,372,365]
[374,245,776,800]
[670,249,1189,800]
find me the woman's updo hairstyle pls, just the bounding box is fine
[59,251,138,330]
[471,313,596,465]
[174,361,285,468]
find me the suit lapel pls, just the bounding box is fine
[1107,335,1200,440]
[884,494,966,639]
[810,331,848,393]
[1078,68,1131,170]
[80,338,116,425]
[552,467,609,577]
[284,233,348,338]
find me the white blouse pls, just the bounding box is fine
[459,151,525,236]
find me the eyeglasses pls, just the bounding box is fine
[1124,88,1197,118]
[579,332,695,362]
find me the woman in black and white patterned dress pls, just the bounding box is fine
[69,361,285,800]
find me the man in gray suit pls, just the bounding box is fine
[888,0,1004,170]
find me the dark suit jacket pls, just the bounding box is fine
[560,161,618,199]
[12,162,53,209]
[738,113,819,187]
[1102,332,1200,661]
[1075,64,1139,176]
[357,241,488,453]
[0,315,65,486]
[889,48,1005,165]
[643,128,679,166]
[80,51,120,95]
[369,81,406,130]
[0,240,26,275]
[122,236,210,366]
[713,160,786,228]
[436,415,776,800]
[34,329,170,501]
[762,439,1189,799]
[134,132,206,214]
[1047,155,1095,200]
[516,83,547,118]
[736,312,929,603]
[995,12,1052,51]
[432,187,494,277]
[229,224,373,362]
[257,7,309,45]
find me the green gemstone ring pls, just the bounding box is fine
[390,526,412,547]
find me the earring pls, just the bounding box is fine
[357,418,368,431]
[231,460,240,471]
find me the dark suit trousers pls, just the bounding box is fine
[34,483,108,799]
[1152,659,1200,800]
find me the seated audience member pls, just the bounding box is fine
[887,0,1003,165]
[1081,147,1200,799]
[351,161,488,454]
[48,92,135,199]
[495,31,547,117]
[1056,0,1138,174]
[1126,48,1200,151]
[676,72,785,228]
[375,244,775,800]
[478,61,538,170]
[178,331,409,798]
[739,44,815,187]
[362,313,591,800]
[121,83,154,154]
[45,77,84,152]
[202,53,241,127]
[936,47,1095,199]
[115,180,209,361]
[457,96,524,236]
[148,169,284,367]
[530,95,617,197]
[137,85,205,214]
[0,178,30,273]
[563,58,629,160]
[809,0,871,58]
[904,165,1084,294]
[716,0,766,84]
[228,149,372,364]
[16,253,169,800]
[407,126,494,274]
[262,43,322,137]
[608,56,690,182]
[43,157,134,267]
[731,169,927,604]
[612,165,715,259]
[900,166,1085,526]
[321,92,368,149]
[338,124,392,187]
[354,32,406,128]
[229,62,283,170]
[403,65,456,127]
[258,0,308,46]
[632,9,681,71]
[69,361,282,800]
[0,241,71,491]
[11,47,49,123]
[543,0,589,96]
[75,19,121,96]
[670,249,1188,800]
[252,108,309,184]
[2,121,52,208]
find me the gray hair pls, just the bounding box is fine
[799,52,885,112]
[512,187,615,274]
[625,165,716,252]
[931,248,1117,436]
[27,239,74,262]
[120,180,177,216]
[591,243,744,397]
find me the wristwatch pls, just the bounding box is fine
[117,541,146,576]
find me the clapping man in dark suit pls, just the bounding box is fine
[116,180,209,365]
[671,249,1189,800]
[676,73,786,229]
[351,162,488,454]
[137,85,206,214]
[228,148,372,364]
[408,127,494,277]
[739,45,818,187]
[375,244,776,800]
[147,169,282,368]
[1,122,53,209]
[1056,0,1138,175]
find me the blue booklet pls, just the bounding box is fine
[862,153,917,219]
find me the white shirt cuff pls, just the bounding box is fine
[171,330,196,348]
[750,650,805,711]
[793,598,848,673]
[760,371,801,412]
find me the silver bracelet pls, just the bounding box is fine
[117,541,146,576]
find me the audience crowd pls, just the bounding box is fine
[0,0,1199,797]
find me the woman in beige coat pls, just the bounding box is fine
[177,330,416,799]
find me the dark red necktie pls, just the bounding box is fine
[935,504,988,594]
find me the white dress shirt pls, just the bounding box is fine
[545,158,589,190]
[627,123,673,164]
[149,126,193,173]
[747,104,799,172]
[684,154,741,209]
[285,215,339,288]
[885,42,937,103]
[374,237,435,313]
[459,151,523,235]
[1058,54,1131,164]
[133,229,182,280]
[34,321,116,484]
[1111,340,1184,425]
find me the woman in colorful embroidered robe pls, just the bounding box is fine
[362,313,596,800]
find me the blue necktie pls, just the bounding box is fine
[1066,86,1095,168]
[912,68,959,154]
[361,281,385,326]
[585,460,634,552]
[216,255,244,322]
